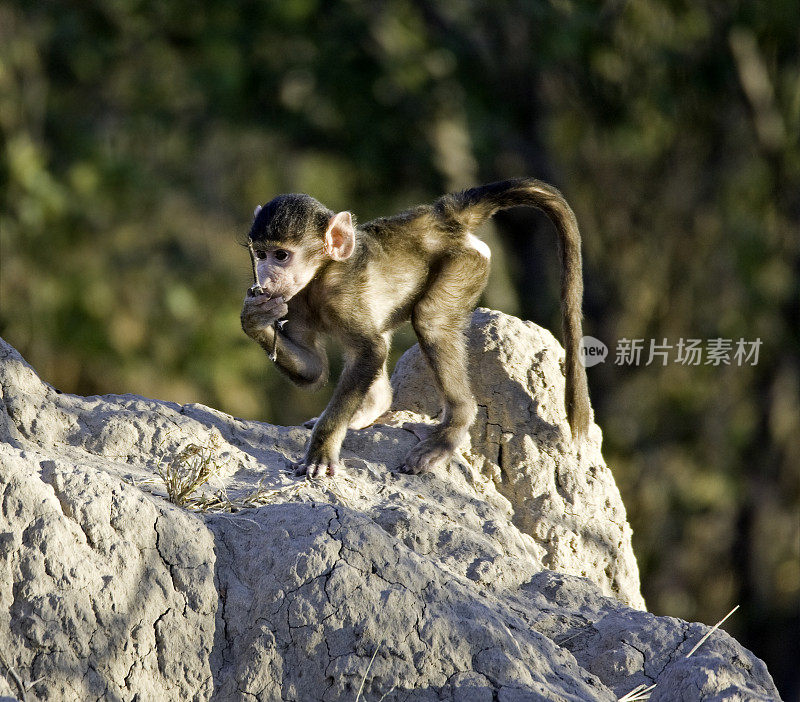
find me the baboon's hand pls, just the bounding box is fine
[240,293,288,337]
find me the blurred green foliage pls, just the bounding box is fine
[1,0,798,696]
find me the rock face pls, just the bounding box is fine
[0,309,780,701]
[391,310,642,608]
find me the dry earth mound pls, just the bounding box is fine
[0,310,780,700]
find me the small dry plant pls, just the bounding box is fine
[157,433,223,507]
[145,431,312,513]
[131,432,365,513]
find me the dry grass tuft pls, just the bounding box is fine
[129,431,310,512]
[128,434,365,514]
[157,433,223,507]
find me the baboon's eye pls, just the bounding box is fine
[274,250,290,262]
[255,250,268,260]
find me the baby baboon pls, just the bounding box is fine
[241,178,590,478]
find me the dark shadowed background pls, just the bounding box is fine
[1,1,798,697]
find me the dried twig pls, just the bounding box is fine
[685,605,740,659]
[0,649,28,702]
[355,643,381,702]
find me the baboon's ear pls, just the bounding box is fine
[323,212,355,261]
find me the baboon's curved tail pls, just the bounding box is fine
[444,178,592,438]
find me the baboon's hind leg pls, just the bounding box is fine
[403,239,489,473]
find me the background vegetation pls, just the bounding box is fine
[2,0,798,696]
